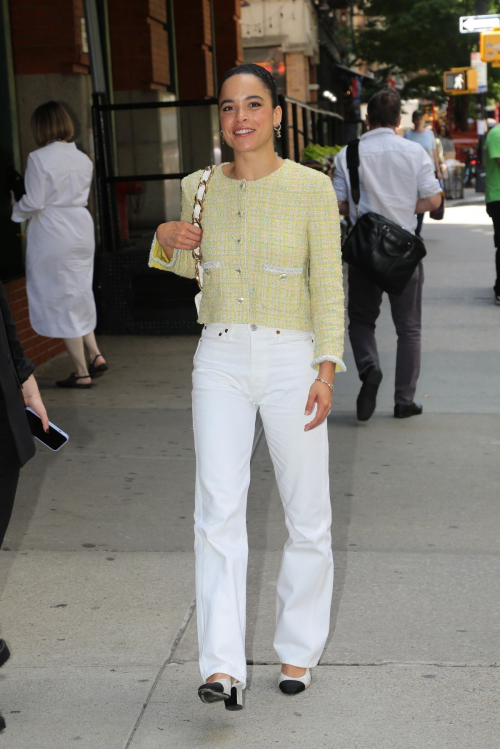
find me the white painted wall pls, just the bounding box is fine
[241,0,317,54]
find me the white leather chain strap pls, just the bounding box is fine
[192,166,215,292]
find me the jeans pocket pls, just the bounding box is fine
[277,328,314,344]
[200,323,234,342]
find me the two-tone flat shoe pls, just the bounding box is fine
[198,679,244,711]
[278,668,311,695]
[0,640,11,731]
[0,640,10,669]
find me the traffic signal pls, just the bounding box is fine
[480,29,500,64]
[443,67,479,94]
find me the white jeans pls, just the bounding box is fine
[192,323,333,686]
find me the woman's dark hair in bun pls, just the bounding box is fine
[218,63,279,109]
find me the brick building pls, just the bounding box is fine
[0,0,242,363]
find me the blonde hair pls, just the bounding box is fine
[31,101,74,147]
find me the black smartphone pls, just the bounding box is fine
[25,407,69,451]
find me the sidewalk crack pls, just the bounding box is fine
[124,597,196,748]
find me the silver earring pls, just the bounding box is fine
[274,123,282,139]
[220,130,225,145]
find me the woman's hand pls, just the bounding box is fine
[22,374,49,433]
[304,362,335,431]
[304,381,333,431]
[156,221,203,253]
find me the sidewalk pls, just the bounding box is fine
[447,185,485,208]
[1,205,498,748]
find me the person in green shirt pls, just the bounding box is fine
[484,123,500,304]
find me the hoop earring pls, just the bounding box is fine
[220,130,225,145]
[274,122,282,139]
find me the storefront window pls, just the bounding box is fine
[243,47,286,94]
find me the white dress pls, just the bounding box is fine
[12,141,96,338]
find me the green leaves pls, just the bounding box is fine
[356,0,478,76]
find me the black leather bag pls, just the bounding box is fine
[342,140,426,296]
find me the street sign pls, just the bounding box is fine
[443,68,478,95]
[471,52,488,93]
[460,15,500,33]
[480,30,500,64]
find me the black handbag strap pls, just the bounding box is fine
[346,139,361,207]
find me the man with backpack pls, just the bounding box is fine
[333,89,441,422]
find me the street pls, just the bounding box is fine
[1,202,498,748]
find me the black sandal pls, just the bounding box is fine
[55,373,92,389]
[88,355,108,378]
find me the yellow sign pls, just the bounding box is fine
[480,29,500,63]
[443,67,479,95]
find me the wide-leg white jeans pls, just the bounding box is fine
[192,323,333,686]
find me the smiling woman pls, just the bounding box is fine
[149,63,345,711]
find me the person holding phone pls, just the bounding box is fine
[0,277,49,545]
[0,277,49,731]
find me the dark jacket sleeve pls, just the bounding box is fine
[0,280,36,384]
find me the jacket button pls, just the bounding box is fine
[235,268,242,274]
[237,238,242,244]
[280,273,287,279]
[250,324,257,331]
[237,297,244,303]
[238,210,244,217]
[6,353,12,363]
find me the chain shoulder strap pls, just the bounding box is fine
[191,166,215,290]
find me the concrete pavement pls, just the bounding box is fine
[1,203,498,748]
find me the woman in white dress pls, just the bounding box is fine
[11,101,107,388]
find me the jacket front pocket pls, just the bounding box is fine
[259,263,304,313]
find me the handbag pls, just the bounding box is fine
[191,166,215,314]
[429,179,445,220]
[342,139,426,296]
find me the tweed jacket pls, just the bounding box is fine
[149,160,345,370]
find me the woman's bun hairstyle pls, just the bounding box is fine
[218,63,279,109]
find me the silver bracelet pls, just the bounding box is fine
[315,377,334,391]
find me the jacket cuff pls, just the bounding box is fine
[311,355,346,373]
[17,357,36,385]
[148,235,178,270]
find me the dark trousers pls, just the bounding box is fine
[0,397,20,548]
[348,263,424,405]
[485,201,500,295]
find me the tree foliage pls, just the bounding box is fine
[354,0,499,100]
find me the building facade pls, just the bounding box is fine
[0,0,242,362]
[0,0,367,361]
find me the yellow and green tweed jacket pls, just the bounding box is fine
[149,160,345,371]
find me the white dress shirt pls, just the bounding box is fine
[333,127,441,234]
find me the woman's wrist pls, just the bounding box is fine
[318,361,335,384]
[156,224,175,260]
